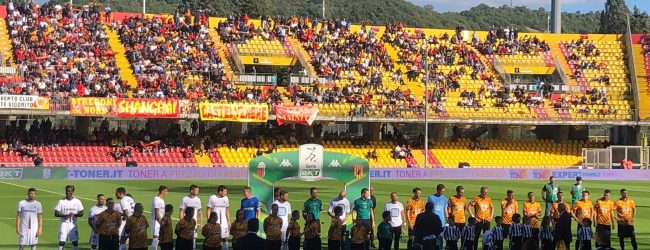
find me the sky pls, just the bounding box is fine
[407,0,650,13]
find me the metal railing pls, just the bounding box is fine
[228,45,246,74]
[290,74,335,86]
[293,44,317,78]
[625,15,641,121]
[233,73,278,86]
[554,55,571,87]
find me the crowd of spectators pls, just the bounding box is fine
[4,2,128,97]
[116,9,226,99]
[474,26,550,55]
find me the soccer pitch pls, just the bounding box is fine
[0,179,648,249]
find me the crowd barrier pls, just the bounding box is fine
[1,167,649,181]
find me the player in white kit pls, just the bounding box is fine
[179,184,203,250]
[206,185,231,249]
[17,187,42,250]
[273,190,292,250]
[87,194,107,250]
[115,187,135,250]
[151,185,168,250]
[55,185,84,250]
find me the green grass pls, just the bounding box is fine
[0,179,648,249]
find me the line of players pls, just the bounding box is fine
[15,180,638,250]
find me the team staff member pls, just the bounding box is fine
[353,188,375,250]
[468,186,493,250]
[413,202,443,250]
[595,189,616,247]
[406,187,425,250]
[122,203,148,250]
[615,189,637,250]
[500,190,518,238]
[572,190,595,250]
[384,192,406,250]
[570,177,585,207]
[95,198,122,250]
[16,187,43,250]
[523,192,542,240]
[176,207,197,249]
[89,194,107,250]
[55,185,84,250]
[448,186,467,230]
[540,176,560,216]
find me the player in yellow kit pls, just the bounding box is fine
[615,189,637,250]
[594,189,615,247]
[572,190,595,250]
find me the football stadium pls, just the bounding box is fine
[1,0,650,249]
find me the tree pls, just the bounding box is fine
[630,6,650,34]
[239,0,272,18]
[599,0,629,34]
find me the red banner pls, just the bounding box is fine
[69,97,116,116]
[116,98,179,118]
[274,105,319,126]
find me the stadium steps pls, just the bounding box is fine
[383,42,425,99]
[424,149,442,168]
[0,19,14,66]
[550,43,581,91]
[207,28,237,81]
[410,150,425,167]
[633,44,650,120]
[105,28,138,90]
[288,37,318,78]
[194,153,213,167]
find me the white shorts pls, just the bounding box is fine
[19,228,38,246]
[119,220,129,244]
[89,231,99,246]
[220,224,229,239]
[59,222,79,242]
[151,220,161,238]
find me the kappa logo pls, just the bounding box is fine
[328,159,342,168]
[279,159,293,168]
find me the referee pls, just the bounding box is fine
[353,188,374,250]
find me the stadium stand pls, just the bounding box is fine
[0,4,647,169]
[632,35,650,120]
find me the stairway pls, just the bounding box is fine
[207,29,235,81]
[105,27,138,89]
[288,37,318,78]
[383,43,425,100]
[632,44,650,120]
[551,42,583,91]
[0,19,14,66]
[422,149,442,168]
[410,149,425,168]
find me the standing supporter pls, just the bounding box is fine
[594,189,615,247]
[468,186,493,250]
[541,176,560,216]
[17,188,43,250]
[615,189,637,250]
[500,190,518,239]
[406,187,425,250]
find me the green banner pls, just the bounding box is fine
[248,144,369,215]
[0,168,67,180]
